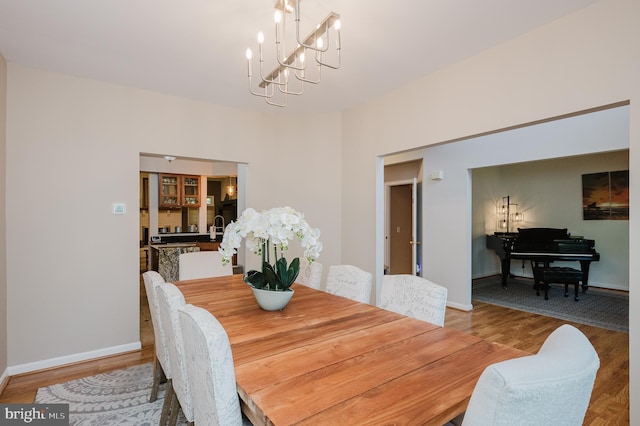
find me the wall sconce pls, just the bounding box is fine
[497,196,523,233]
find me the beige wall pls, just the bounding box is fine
[5,66,342,371]
[3,0,638,422]
[0,51,7,385]
[341,0,638,422]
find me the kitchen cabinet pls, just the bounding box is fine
[182,176,200,206]
[159,174,201,208]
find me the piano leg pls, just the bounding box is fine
[579,260,591,292]
[500,257,511,288]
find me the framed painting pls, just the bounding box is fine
[582,170,629,220]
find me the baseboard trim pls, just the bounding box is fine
[473,273,629,292]
[447,301,473,312]
[7,341,142,376]
[0,367,9,395]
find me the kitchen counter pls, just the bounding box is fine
[148,239,225,281]
[149,244,200,282]
[150,242,198,248]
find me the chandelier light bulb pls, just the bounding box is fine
[274,10,282,24]
[257,32,265,44]
[299,52,305,63]
[316,37,324,49]
[246,48,253,60]
[334,19,341,30]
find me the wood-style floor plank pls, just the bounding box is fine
[0,281,629,425]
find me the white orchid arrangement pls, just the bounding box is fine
[219,207,322,291]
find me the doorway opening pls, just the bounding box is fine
[384,159,423,277]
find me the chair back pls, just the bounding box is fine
[178,251,233,280]
[179,304,244,426]
[325,265,373,303]
[462,324,600,426]
[142,271,171,378]
[156,282,194,422]
[379,274,448,326]
[297,259,323,289]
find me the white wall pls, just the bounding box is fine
[420,106,629,306]
[341,0,639,422]
[473,150,629,290]
[5,65,342,371]
[0,51,8,384]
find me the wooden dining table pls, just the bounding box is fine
[175,274,528,426]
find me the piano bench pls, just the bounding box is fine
[537,267,583,301]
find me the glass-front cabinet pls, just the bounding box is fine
[159,174,180,207]
[182,176,200,206]
[159,174,200,208]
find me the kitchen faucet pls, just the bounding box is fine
[213,215,225,240]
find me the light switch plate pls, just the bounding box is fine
[112,203,126,215]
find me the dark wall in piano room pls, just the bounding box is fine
[472,149,629,291]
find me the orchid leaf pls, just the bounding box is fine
[275,257,289,287]
[262,261,279,290]
[286,257,300,287]
[243,270,266,289]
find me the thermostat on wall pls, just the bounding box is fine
[112,203,126,215]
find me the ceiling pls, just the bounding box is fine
[0,0,599,114]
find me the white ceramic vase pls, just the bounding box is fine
[251,288,295,311]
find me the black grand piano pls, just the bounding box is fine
[486,228,600,289]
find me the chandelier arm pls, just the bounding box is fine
[276,47,307,71]
[314,44,341,70]
[265,94,287,107]
[278,79,304,96]
[247,57,277,98]
[294,0,336,53]
[258,46,290,87]
[275,22,306,72]
[248,75,276,98]
[295,65,321,84]
[296,21,330,53]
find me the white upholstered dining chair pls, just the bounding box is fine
[325,265,373,303]
[178,251,233,280]
[379,274,448,326]
[449,324,600,426]
[156,282,194,426]
[297,259,323,289]
[178,304,248,426]
[141,270,171,403]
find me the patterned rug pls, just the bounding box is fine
[35,363,187,425]
[473,276,629,333]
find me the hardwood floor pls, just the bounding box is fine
[0,284,629,425]
[446,302,629,425]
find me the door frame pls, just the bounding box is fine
[385,178,417,275]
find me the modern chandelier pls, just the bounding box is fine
[245,0,341,107]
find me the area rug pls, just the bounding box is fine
[473,276,629,333]
[35,363,187,425]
